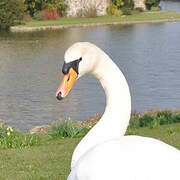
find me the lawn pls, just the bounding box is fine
[11,11,180,32]
[0,123,180,180]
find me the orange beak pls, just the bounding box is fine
[56,68,78,100]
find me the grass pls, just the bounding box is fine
[0,123,180,179]
[13,11,180,30]
[0,110,180,179]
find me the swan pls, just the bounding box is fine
[56,42,180,180]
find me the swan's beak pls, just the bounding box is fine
[56,68,78,100]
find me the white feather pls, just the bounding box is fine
[64,42,180,180]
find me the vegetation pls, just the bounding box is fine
[24,0,67,18]
[49,119,89,138]
[107,0,134,16]
[0,110,179,179]
[145,0,161,10]
[0,124,40,149]
[14,11,180,29]
[0,121,180,179]
[0,0,24,31]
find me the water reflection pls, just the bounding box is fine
[0,22,180,130]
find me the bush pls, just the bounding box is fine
[110,0,134,16]
[145,0,161,10]
[33,11,45,20]
[123,0,134,9]
[0,0,24,31]
[121,7,132,15]
[139,114,154,127]
[156,110,173,125]
[151,6,161,11]
[0,125,40,149]
[173,114,180,123]
[24,0,67,17]
[107,4,122,16]
[49,119,89,138]
[44,8,59,20]
[134,7,144,12]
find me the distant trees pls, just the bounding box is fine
[0,0,24,31]
[145,0,161,10]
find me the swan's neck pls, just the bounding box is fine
[71,53,131,168]
[92,55,131,137]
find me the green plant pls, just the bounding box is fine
[0,0,24,31]
[33,11,45,20]
[24,0,44,17]
[145,0,161,10]
[151,6,161,11]
[0,125,40,149]
[24,0,67,17]
[121,7,132,15]
[173,114,180,123]
[156,110,173,125]
[139,114,154,127]
[46,0,67,17]
[107,4,122,16]
[112,0,124,9]
[134,7,144,12]
[49,119,87,138]
[123,0,134,9]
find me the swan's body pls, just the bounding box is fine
[56,42,180,180]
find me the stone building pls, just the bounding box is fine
[65,0,146,17]
[65,0,111,17]
[134,0,146,10]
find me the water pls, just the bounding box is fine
[161,1,180,11]
[0,6,180,130]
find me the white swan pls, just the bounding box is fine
[56,42,180,180]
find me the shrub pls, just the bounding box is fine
[49,119,86,138]
[123,0,134,9]
[0,0,24,31]
[156,110,173,125]
[173,114,180,123]
[107,4,122,16]
[134,7,144,12]
[0,125,40,149]
[110,0,134,15]
[151,6,161,11]
[145,0,161,10]
[24,0,67,17]
[44,8,59,20]
[121,7,132,15]
[24,0,44,17]
[33,11,45,20]
[139,114,154,127]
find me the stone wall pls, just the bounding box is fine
[134,0,146,10]
[66,0,111,17]
[65,0,146,17]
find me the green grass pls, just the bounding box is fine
[17,11,180,28]
[0,123,180,180]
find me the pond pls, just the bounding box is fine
[0,4,180,130]
[161,1,180,11]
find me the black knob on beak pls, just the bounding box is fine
[56,92,63,101]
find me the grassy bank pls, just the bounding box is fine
[0,110,180,179]
[11,11,180,32]
[0,122,180,179]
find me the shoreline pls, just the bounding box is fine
[10,11,180,32]
[10,18,180,32]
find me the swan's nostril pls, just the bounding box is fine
[56,92,63,101]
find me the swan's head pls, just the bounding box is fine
[56,42,98,100]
